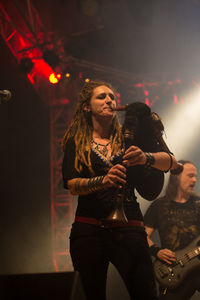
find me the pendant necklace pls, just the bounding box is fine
[91,138,110,157]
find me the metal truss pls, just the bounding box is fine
[0,0,44,61]
[0,0,75,272]
[50,103,76,272]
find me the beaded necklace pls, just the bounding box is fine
[91,138,110,157]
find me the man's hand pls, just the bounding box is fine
[157,248,176,264]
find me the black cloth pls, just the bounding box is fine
[62,137,164,300]
[62,138,164,221]
[70,225,157,300]
[144,195,200,299]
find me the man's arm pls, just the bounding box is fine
[145,225,176,264]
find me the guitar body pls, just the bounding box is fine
[153,236,200,289]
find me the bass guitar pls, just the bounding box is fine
[153,236,200,289]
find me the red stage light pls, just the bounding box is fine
[49,73,59,84]
[174,94,178,104]
[145,98,150,106]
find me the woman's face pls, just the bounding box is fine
[87,85,117,120]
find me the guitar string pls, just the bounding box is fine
[176,248,200,262]
[161,248,200,266]
[155,247,200,287]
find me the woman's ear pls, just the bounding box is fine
[83,103,91,112]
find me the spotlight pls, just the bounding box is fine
[19,57,34,73]
[43,50,60,69]
[63,65,77,80]
[65,72,71,78]
[49,73,61,84]
[82,72,93,82]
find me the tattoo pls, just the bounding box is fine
[74,176,105,195]
[74,178,81,193]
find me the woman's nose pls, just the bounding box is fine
[105,95,112,103]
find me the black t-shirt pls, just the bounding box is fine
[144,195,200,251]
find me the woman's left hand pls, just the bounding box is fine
[122,146,146,167]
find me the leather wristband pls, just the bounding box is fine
[88,175,105,192]
[144,152,155,169]
[149,244,161,257]
[74,176,105,194]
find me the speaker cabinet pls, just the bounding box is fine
[0,271,86,300]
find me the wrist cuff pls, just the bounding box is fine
[164,152,173,173]
[145,152,155,169]
[149,244,161,257]
[88,175,105,192]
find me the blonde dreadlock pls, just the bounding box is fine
[61,80,123,175]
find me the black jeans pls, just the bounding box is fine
[70,226,158,300]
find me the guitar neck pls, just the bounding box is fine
[187,246,200,260]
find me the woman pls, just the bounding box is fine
[62,80,178,300]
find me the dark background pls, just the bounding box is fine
[34,0,200,75]
[0,37,53,274]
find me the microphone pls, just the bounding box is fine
[0,90,12,102]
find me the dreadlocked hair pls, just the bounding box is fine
[61,80,123,175]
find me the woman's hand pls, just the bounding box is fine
[122,146,146,167]
[103,164,127,189]
[157,248,176,265]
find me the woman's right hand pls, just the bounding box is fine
[103,164,127,189]
[157,248,176,264]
